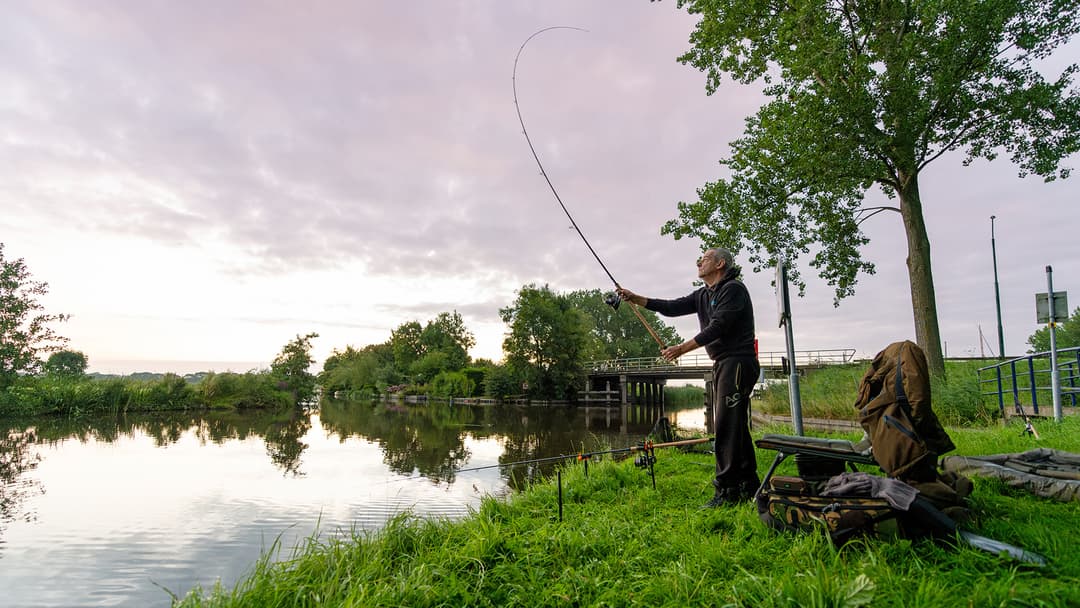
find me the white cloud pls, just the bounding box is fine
[1,1,1076,372]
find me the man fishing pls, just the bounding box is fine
[617,247,760,508]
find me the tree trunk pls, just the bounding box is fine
[898,171,946,377]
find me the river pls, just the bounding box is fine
[0,400,706,607]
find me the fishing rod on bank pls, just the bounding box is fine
[513,27,666,349]
[455,436,712,478]
[459,435,712,520]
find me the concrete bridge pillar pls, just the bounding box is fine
[703,370,714,434]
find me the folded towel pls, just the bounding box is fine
[821,471,919,510]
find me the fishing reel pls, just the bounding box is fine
[634,440,656,469]
[604,292,621,310]
[634,452,656,469]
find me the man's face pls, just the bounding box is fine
[696,250,725,278]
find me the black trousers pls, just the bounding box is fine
[712,355,760,493]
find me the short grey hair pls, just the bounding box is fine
[708,247,734,267]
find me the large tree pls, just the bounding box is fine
[44,350,88,378]
[564,289,684,359]
[500,284,592,400]
[270,332,319,403]
[1,243,70,388]
[661,0,1080,375]
[419,311,476,371]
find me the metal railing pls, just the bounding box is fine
[586,349,857,373]
[977,346,1080,417]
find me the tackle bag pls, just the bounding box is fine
[756,475,904,545]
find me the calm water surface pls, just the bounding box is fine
[0,401,705,607]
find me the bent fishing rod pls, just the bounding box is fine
[513,27,665,349]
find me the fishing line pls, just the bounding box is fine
[513,26,615,285]
[513,27,665,348]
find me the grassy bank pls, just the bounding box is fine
[176,418,1080,607]
[757,359,998,425]
[0,371,294,418]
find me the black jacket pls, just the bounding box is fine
[644,267,756,360]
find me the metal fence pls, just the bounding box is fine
[586,349,857,373]
[977,346,1080,417]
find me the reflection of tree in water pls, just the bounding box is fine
[320,399,657,491]
[1,427,46,536]
[320,400,483,484]
[263,411,311,477]
[3,408,313,478]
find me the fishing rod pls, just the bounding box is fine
[455,437,711,475]
[460,436,711,504]
[513,27,666,349]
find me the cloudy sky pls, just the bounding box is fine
[2,2,1077,374]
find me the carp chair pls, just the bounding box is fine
[754,433,877,498]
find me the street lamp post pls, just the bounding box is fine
[991,215,1005,359]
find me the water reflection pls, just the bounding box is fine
[0,401,684,607]
[1,428,45,534]
[319,399,665,489]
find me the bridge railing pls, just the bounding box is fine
[977,346,1080,417]
[586,349,857,373]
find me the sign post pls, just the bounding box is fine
[776,261,803,436]
[1036,267,1066,422]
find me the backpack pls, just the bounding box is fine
[854,340,954,482]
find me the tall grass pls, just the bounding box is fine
[757,359,1000,424]
[176,418,1080,608]
[665,384,706,409]
[0,371,293,418]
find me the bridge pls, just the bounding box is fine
[582,349,857,408]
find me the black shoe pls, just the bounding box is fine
[701,494,729,509]
[738,481,760,501]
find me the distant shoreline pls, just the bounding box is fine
[88,360,271,375]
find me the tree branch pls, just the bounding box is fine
[855,206,901,225]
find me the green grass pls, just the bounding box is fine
[0,372,294,417]
[665,384,706,409]
[175,418,1080,607]
[758,359,1001,425]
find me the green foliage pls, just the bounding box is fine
[0,243,70,389]
[388,311,475,382]
[460,367,487,397]
[420,311,475,370]
[1028,306,1080,352]
[663,0,1080,375]
[429,370,475,398]
[410,350,451,384]
[563,289,683,358]
[339,311,481,392]
[481,364,521,400]
[0,370,295,417]
[389,321,424,371]
[500,284,591,400]
[196,372,292,409]
[43,349,87,378]
[665,384,706,409]
[319,344,396,396]
[270,333,319,402]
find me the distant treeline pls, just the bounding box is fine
[320,286,683,402]
[1,335,319,418]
